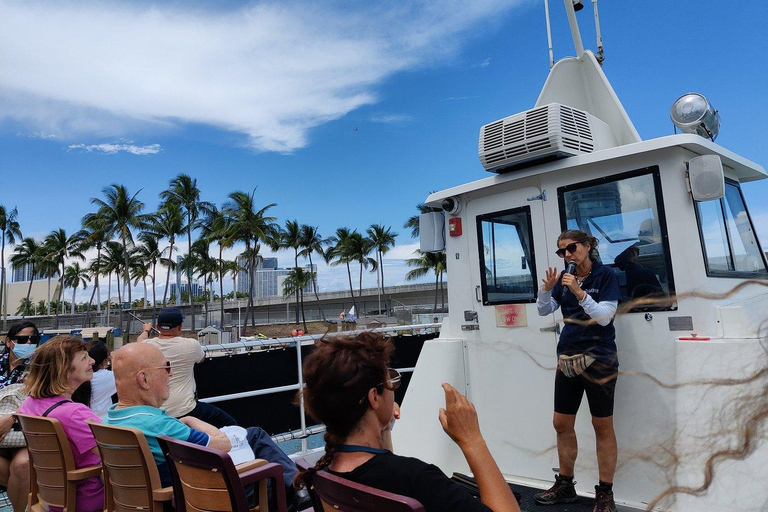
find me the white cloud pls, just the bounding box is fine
[478,57,491,68]
[369,114,413,124]
[68,142,161,155]
[0,0,521,153]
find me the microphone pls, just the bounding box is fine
[561,261,577,300]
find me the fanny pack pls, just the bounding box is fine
[558,354,595,378]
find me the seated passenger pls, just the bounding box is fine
[0,321,37,512]
[72,341,117,419]
[296,332,520,512]
[18,336,104,512]
[106,342,310,510]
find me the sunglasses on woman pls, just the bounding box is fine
[12,335,41,344]
[555,243,579,258]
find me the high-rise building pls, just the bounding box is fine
[169,282,205,299]
[11,263,54,282]
[235,258,315,298]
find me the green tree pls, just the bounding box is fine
[16,297,34,316]
[326,228,358,313]
[144,202,184,306]
[366,224,398,313]
[91,184,148,332]
[346,231,377,300]
[63,262,89,314]
[406,250,447,312]
[136,232,164,320]
[10,237,42,319]
[283,266,314,333]
[0,205,22,327]
[223,189,276,327]
[270,220,302,323]
[160,174,213,332]
[200,207,236,327]
[81,211,111,316]
[299,225,327,319]
[44,228,86,326]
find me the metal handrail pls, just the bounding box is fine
[198,324,439,455]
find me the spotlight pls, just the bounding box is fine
[572,0,584,11]
[670,92,720,141]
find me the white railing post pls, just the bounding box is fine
[295,339,308,453]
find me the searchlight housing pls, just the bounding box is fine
[670,92,721,141]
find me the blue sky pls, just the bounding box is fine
[1,0,767,298]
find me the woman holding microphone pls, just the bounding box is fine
[536,230,621,512]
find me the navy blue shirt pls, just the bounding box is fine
[552,260,621,367]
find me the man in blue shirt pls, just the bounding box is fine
[107,343,309,510]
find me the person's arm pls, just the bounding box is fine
[439,384,519,512]
[577,295,618,326]
[537,267,561,316]
[137,323,153,342]
[0,414,15,443]
[179,415,231,451]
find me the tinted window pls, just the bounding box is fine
[696,181,767,276]
[559,168,675,310]
[477,206,536,304]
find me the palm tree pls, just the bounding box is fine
[406,250,447,312]
[16,297,34,316]
[144,202,184,306]
[102,240,136,326]
[131,255,150,311]
[189,238,216,323]
[366,224,398,313]
[283,266,314,333]
[63,262,89,314]
[44,228,86,326]
[270,220,302,323]
[160,174,214,332]
[223,189,276,327]
[136,232,164,321]
[10,237,42,319]
[403,202,441,238]
[200,207,236,327]
[81,211,111,316]
[91,184,148,333]
[346,231,377,301]
[0,205,22,327]
[326,228,358,313]
[299,225,327,318]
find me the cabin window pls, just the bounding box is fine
[476,206,537,304]
[558,167,676,311]
[695,180,768,277]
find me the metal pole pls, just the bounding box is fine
[591,0,604,63]
[544,0,555,68]
[563,0,584,55]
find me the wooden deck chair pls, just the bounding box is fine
[87,421,173,512]
[296,459,424,512]
[15,413,102,512]
[296,459,425,512]
[157,435,287,512]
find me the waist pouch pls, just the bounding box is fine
[558,354,596,378]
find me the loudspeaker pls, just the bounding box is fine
[419,212,446,253]
[688,155,725,202]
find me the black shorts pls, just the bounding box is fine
[554,362,617,418]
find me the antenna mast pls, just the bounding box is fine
[544,0,555,69]
[592,0,605,63]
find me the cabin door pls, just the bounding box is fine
[465,185,561,483]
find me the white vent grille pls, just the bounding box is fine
[478,103,617,173]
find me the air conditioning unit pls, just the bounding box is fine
[478,103,618,173]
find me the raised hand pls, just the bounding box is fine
[541,266,560,292]
[438,383,482,449]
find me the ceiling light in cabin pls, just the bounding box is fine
[670,92,721,141]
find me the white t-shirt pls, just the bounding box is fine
[144,336,205,417]
[90,369,117,419]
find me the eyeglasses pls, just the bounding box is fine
[140,361,172,374]
[555,243,579,258]
[379,368,402,392]
[12,335,41,344]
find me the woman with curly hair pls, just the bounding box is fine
[295,331,519,512]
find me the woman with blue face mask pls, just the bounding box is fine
[0,320,39,512]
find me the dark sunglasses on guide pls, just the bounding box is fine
[12,335,41,344]
[555,243,579,258]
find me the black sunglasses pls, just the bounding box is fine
[555,243,579,258]
[12,335,40,344]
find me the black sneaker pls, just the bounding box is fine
[593,487,617,512]
[534,474,578,505]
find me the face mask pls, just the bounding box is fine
[12,344,37,359]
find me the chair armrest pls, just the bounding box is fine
[67,465,102,481]
[295,458,311,472]
[152,486,173,502]
[236,458,268,473]
[239,461,284,488]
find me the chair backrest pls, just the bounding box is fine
[16,413,77,512]
[157,435,251,512]
[87,421,167,512]
[309,468,425,512]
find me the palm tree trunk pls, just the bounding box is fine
[162,242,174,305]
[346,262,357,312]
[151,262,157,322]
[186,223,195,332]
[300,289,307,332]
[106,272,112,326]
[307,253,323,320]
[293,249,300,324]
[22,264,35,319]
[95,246,102,314]
[122,233,131,337]
[440,271,445,310]
[143,277,148,309]
[71,287,76,314]
[47,276,51,315]
[434,272,439,312]
[219,246,225,328]
[0,237,5,326]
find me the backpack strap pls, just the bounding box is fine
[42,400,71,417]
